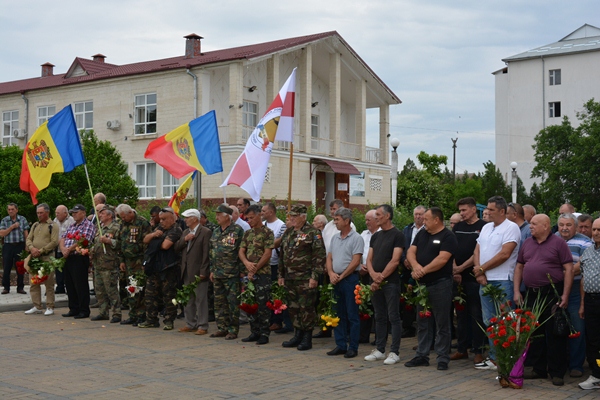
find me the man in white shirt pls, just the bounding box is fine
[231,206,250,232]
[473,195,521,370]
[54,205,75,294]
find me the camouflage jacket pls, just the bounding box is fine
[92,220,121,270]
[240,225,274,275]
[118,215,151,262]
[210,222,244,279]
[278,222,325,281]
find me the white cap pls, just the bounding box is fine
[181,209,200,219]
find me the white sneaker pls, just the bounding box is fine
[44,308,54,316]
[474,357,497,370]
[364,350,386,361]
[383,352,400,365]
[24,307,43,315]
[579,375,600,390]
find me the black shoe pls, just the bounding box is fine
[242,333,261,342]
[313,329,331,338]
[327,346,347,356]
[551,376,564,386]
[344,349,358,358]
[405,356,430,367]
[297,330,313,351]
[90,315,109,321]
[62,311,78,318]
[120,318,135,325]
[110,316,121,323]
[282,329,303,348]
[437,362,448,371]
[256,335,269,345]
[74,313,89,319]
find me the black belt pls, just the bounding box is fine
[4,242,24,245]
[529,282,561,292]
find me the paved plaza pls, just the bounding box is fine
[0,287,597,399]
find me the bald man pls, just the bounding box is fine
[514,214,574,386]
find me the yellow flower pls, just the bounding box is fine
[326,322,332,326]
[596,359,600,368]
[321,315,327,321]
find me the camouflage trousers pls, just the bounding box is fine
[213,276,240,335]
[249,273,272,337]
[285,279,319,330]
[125,258,145,321]
[144,267,178,324]
[94,268,121,319]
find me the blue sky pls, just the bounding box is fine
[0,0,595,174]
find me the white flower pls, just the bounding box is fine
[38,271,43,277]
[172,298,178,306]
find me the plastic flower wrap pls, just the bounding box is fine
[267,281,288,314]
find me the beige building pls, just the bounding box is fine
[0,32,400,209]
[494,24,600,190]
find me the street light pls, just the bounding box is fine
[390,138,400,208]
[510,161,518,204]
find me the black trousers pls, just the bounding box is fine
[2,242,25,291]
[64,254,90,316]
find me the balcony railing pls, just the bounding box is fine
[340,141,361,160]
[311,137,334,156]
[366,147,382,163]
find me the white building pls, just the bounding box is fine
[494,24,600,190]
[0,32,400,209]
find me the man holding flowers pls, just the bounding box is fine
[325,207,363,359]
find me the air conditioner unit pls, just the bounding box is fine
[12,129,26,139]
[106,120,121,130]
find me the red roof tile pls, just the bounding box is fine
[0,31,398,102]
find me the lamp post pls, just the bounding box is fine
[390,138,400,208]
[510,161,518,204]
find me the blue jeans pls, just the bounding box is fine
[567,279,585,372]
[416,277,453,364]
[479,279,513,360]
[333,273,360,351]
[372,281,402,355]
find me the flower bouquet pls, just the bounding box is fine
[238,278,258,314]
[267,282,288,314]
[126,271,146,297]
[354,283,374,320]
[401,284,415,312]
[412,280,432,318]
[26,256,65,285]
[172,275,203,307]
[482,283,549,389]
[66,231,90,256]
[318,283,339,330]
[454,284,466,311]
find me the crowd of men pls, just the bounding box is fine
[1,195,600,390]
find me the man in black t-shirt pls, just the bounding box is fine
[364,204,405,365]
[451,197,487,364]
[405,207,457,371]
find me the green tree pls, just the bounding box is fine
[479,161,511,201]
[532,99,600,211]
[0,131,138,222]
[416,151,448,178]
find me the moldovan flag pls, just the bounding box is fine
[220,68,296,201]
[168,171,197,215]
[144,110,222,179]
[20,105,85,204]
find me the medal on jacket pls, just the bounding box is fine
[129,227,138,243]
[228,232,235,245]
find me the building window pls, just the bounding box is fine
[162,169,178,198]
[311,115,319,138]
[73,101,93,130]
[37,105,56,127]
[134,93,157,135]
[549,69,561,86]
[549,102,561,118]
[135,162,156,198]
[2,111,19,146]
[242,100,258,141]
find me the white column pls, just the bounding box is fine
[300,45,312,153]
[329,52,341,157]
[228,62,243,144]
[379,104,390,165]
[355,79,366,161]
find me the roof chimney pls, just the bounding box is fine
[92,54,106,63]
[41,62,55,77]
[184,34,203,59]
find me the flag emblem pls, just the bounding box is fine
[176,138,191,160]
[27,141,53,168]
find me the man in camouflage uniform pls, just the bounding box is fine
[138,207,182,330]
[279,204,326,351]
[210,204,244,340]
[90,206,122,323]
[116,204,151,326]
[239,204,274,345]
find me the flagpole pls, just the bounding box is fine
[287,144,293,213]
[220,172,227,203]
[83,164,106,253]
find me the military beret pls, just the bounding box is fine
[215,203,233,215]
[288,204,307,216]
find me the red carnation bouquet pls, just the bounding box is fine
[67,231,90,256]
[267,282,287,314]
[238,279,258,314]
